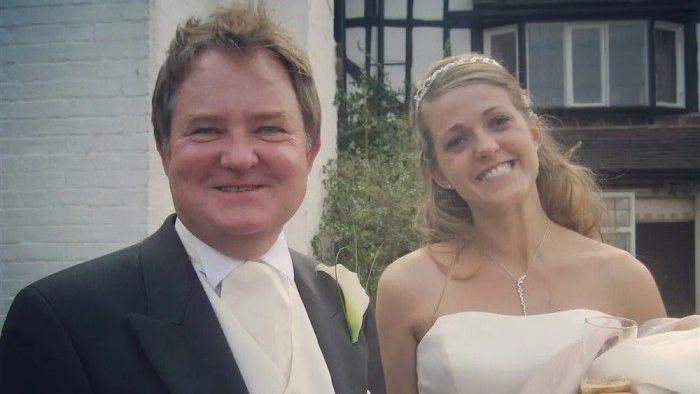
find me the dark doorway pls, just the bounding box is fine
[636,221,695,317]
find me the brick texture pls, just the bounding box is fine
[0,0,150,326]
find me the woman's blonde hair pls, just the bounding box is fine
[411,53,603,244]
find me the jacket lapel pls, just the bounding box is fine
[292,251,369,393]
[127,215,248,394]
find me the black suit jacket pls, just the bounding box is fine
[0,215,385,394]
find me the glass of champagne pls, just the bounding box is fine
[580,316,638,394]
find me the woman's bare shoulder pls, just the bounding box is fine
[563,231,666,321]
[381,247,435,289]
[379,244,455,306]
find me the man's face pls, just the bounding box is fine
[161,49,319,257]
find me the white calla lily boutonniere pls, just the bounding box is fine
[315,263,370,343]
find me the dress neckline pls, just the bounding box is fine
[419,308,607,348]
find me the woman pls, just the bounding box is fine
[376,53,666,394]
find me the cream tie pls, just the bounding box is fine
[220,260,293,382]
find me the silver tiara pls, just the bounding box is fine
[414,55,503,109]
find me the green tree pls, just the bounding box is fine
[312,75,422,299]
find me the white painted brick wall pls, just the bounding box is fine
[1,0,336,328]
[0,0,151,326]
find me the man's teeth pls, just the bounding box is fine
[479,161,513,181]
[218,185,259,192]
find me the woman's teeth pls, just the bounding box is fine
[479,161,514,181]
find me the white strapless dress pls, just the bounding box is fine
[416,309,605,394]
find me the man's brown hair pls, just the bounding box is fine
[151,4,321,151]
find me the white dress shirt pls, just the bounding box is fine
[173,218,335,394]
[174,218,294,295]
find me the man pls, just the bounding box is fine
[0,5,385,394]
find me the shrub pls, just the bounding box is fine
[312,75,422,299]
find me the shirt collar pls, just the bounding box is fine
[174,218,294,291]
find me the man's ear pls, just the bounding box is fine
[306,139,321,169]
[158,143,170,177]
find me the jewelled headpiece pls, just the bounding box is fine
[413,55,504,109]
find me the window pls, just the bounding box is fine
[384,27,406,92]
[527,21,662,108]
[565,23,605,106]
[655,22,685,107]
[449,28,471,55]
[484,25,518,78]
[412,27,444,83]
[527,23,565,106]
[602,192,636,255]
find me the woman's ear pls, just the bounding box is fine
[430,162,452,190]
[529,119,543,148]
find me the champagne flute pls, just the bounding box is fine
[580,316,637,394]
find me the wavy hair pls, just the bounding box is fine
[411,53,603,244]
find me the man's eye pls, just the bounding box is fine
[258,126,284,134]
[194,127,219,135]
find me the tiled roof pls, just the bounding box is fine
[551,126,700,171]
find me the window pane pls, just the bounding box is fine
[412,27,444,83]
[616,210,631,226]
[571,27,602,103]
[609,22,647,105]
[384,27,406,63]
[385,65,406,94]
[655,28,677,103]
[414,0,442,20]
[449,28,471,55]
[490,31,517,77]
[385,0,407,19]
[604,232,630,252]
[449,0,473,11]
[527,24,564,107]
[346,28,366,68]
[615,197,630,210]
[345,0,364,18]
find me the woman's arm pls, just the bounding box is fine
[376,263,420,394]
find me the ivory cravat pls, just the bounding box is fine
[220,261,293,382]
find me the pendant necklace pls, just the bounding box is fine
[485,220,551,316]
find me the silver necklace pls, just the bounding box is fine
[485,221,551,316]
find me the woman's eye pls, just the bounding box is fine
[446,136,466,150]
[490,115,511,130]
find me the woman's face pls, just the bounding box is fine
[421,83,541,212]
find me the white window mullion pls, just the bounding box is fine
[602,23,610,106]
[564,25,574,106]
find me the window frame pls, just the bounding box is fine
[601,191,637,256]
[484,24,519,81]
[523,20,683,109]
[654,21,685,108]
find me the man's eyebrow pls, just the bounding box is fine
[250,111,287,121]
[182,113,222,124]
[179,111,289,126]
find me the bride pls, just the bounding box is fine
[376,53,666,394]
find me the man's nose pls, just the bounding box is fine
[219,133,260,171]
